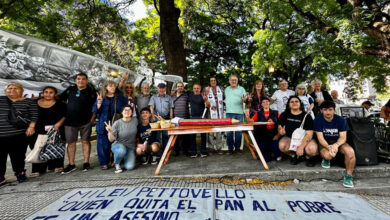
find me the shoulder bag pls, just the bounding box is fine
[289,114,308,151]
[7,98,30,129]
[39,128,66,161]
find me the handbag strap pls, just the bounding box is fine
[299,113,309,129]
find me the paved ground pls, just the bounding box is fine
[1,140,390,219]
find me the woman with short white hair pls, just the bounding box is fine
[296,83,315,119]
[309,79,333,116]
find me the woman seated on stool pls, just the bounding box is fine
[105,105,138,173]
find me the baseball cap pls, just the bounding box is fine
[157,83,166,88]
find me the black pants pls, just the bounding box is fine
[0,134,28,178]
[29,133,64,174]
[174,135,190,154]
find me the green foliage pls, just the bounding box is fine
[251,0,390,93]
[0,0,134,68]
[1,0,388,95]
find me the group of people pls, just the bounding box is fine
[1,72,389,188]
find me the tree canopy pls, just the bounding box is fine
[0,0,389,93]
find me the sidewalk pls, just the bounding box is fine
[1,141,389,219]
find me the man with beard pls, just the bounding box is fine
[136,82,152,115]
[170,82,190,156]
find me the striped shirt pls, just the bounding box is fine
[0,96,38,137]
[172,93,189,118]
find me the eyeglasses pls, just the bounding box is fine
[76,90,80,97]
[125,86,133,89]
[123,109,132,112]
[290,100,299,103]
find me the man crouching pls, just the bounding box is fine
[314,101,356,188]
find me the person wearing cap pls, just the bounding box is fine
[362,101,374,113]
[148,83,174,154]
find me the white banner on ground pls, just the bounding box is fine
[27,187,389,220]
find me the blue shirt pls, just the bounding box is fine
[314,114,349,140]
[148,94,174,119]
[92,94,128,135]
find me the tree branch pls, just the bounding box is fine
[288,0,339,35]
[153,0,160,15]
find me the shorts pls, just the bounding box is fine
[139,142,161,153]
[318,139,345,167]
[65,122,92,144]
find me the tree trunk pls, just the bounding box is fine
[159,0,187,81]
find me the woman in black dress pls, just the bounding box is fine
[30,86,66,177]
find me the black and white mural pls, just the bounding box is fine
[0,29,181,97]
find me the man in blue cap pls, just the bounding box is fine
[148,83,174,157]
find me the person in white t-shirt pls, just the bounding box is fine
[270,80,295,114]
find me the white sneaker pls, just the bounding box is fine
[114,164,122,173]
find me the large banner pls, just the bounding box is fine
[27,187,389,220]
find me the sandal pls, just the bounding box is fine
[30,172,40,178]
[54,168,63,173]
[101,165,108,170]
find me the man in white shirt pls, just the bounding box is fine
[270,80,295,114]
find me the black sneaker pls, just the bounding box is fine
[16,170,27,183]
[290,155,299,165]
[83,163,90,172]
[151,156,159,165]
[306,157,317,167]
[200,152,209,158]
[190,152,198,158]
[61,164,77,174]
[141,155,149,165]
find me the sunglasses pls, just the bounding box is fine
[125,86,133,89]
[76,90,80,97]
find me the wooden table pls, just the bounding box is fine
[150,122,270,176]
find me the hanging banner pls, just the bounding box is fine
[27,186,389,220]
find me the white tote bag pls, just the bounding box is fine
[288,114,308,152]
[25,134,49,163]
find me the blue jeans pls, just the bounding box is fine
[97,134,111,166]
[111,143,136,170]
[156,130,169,157]
[226,113,243,151]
